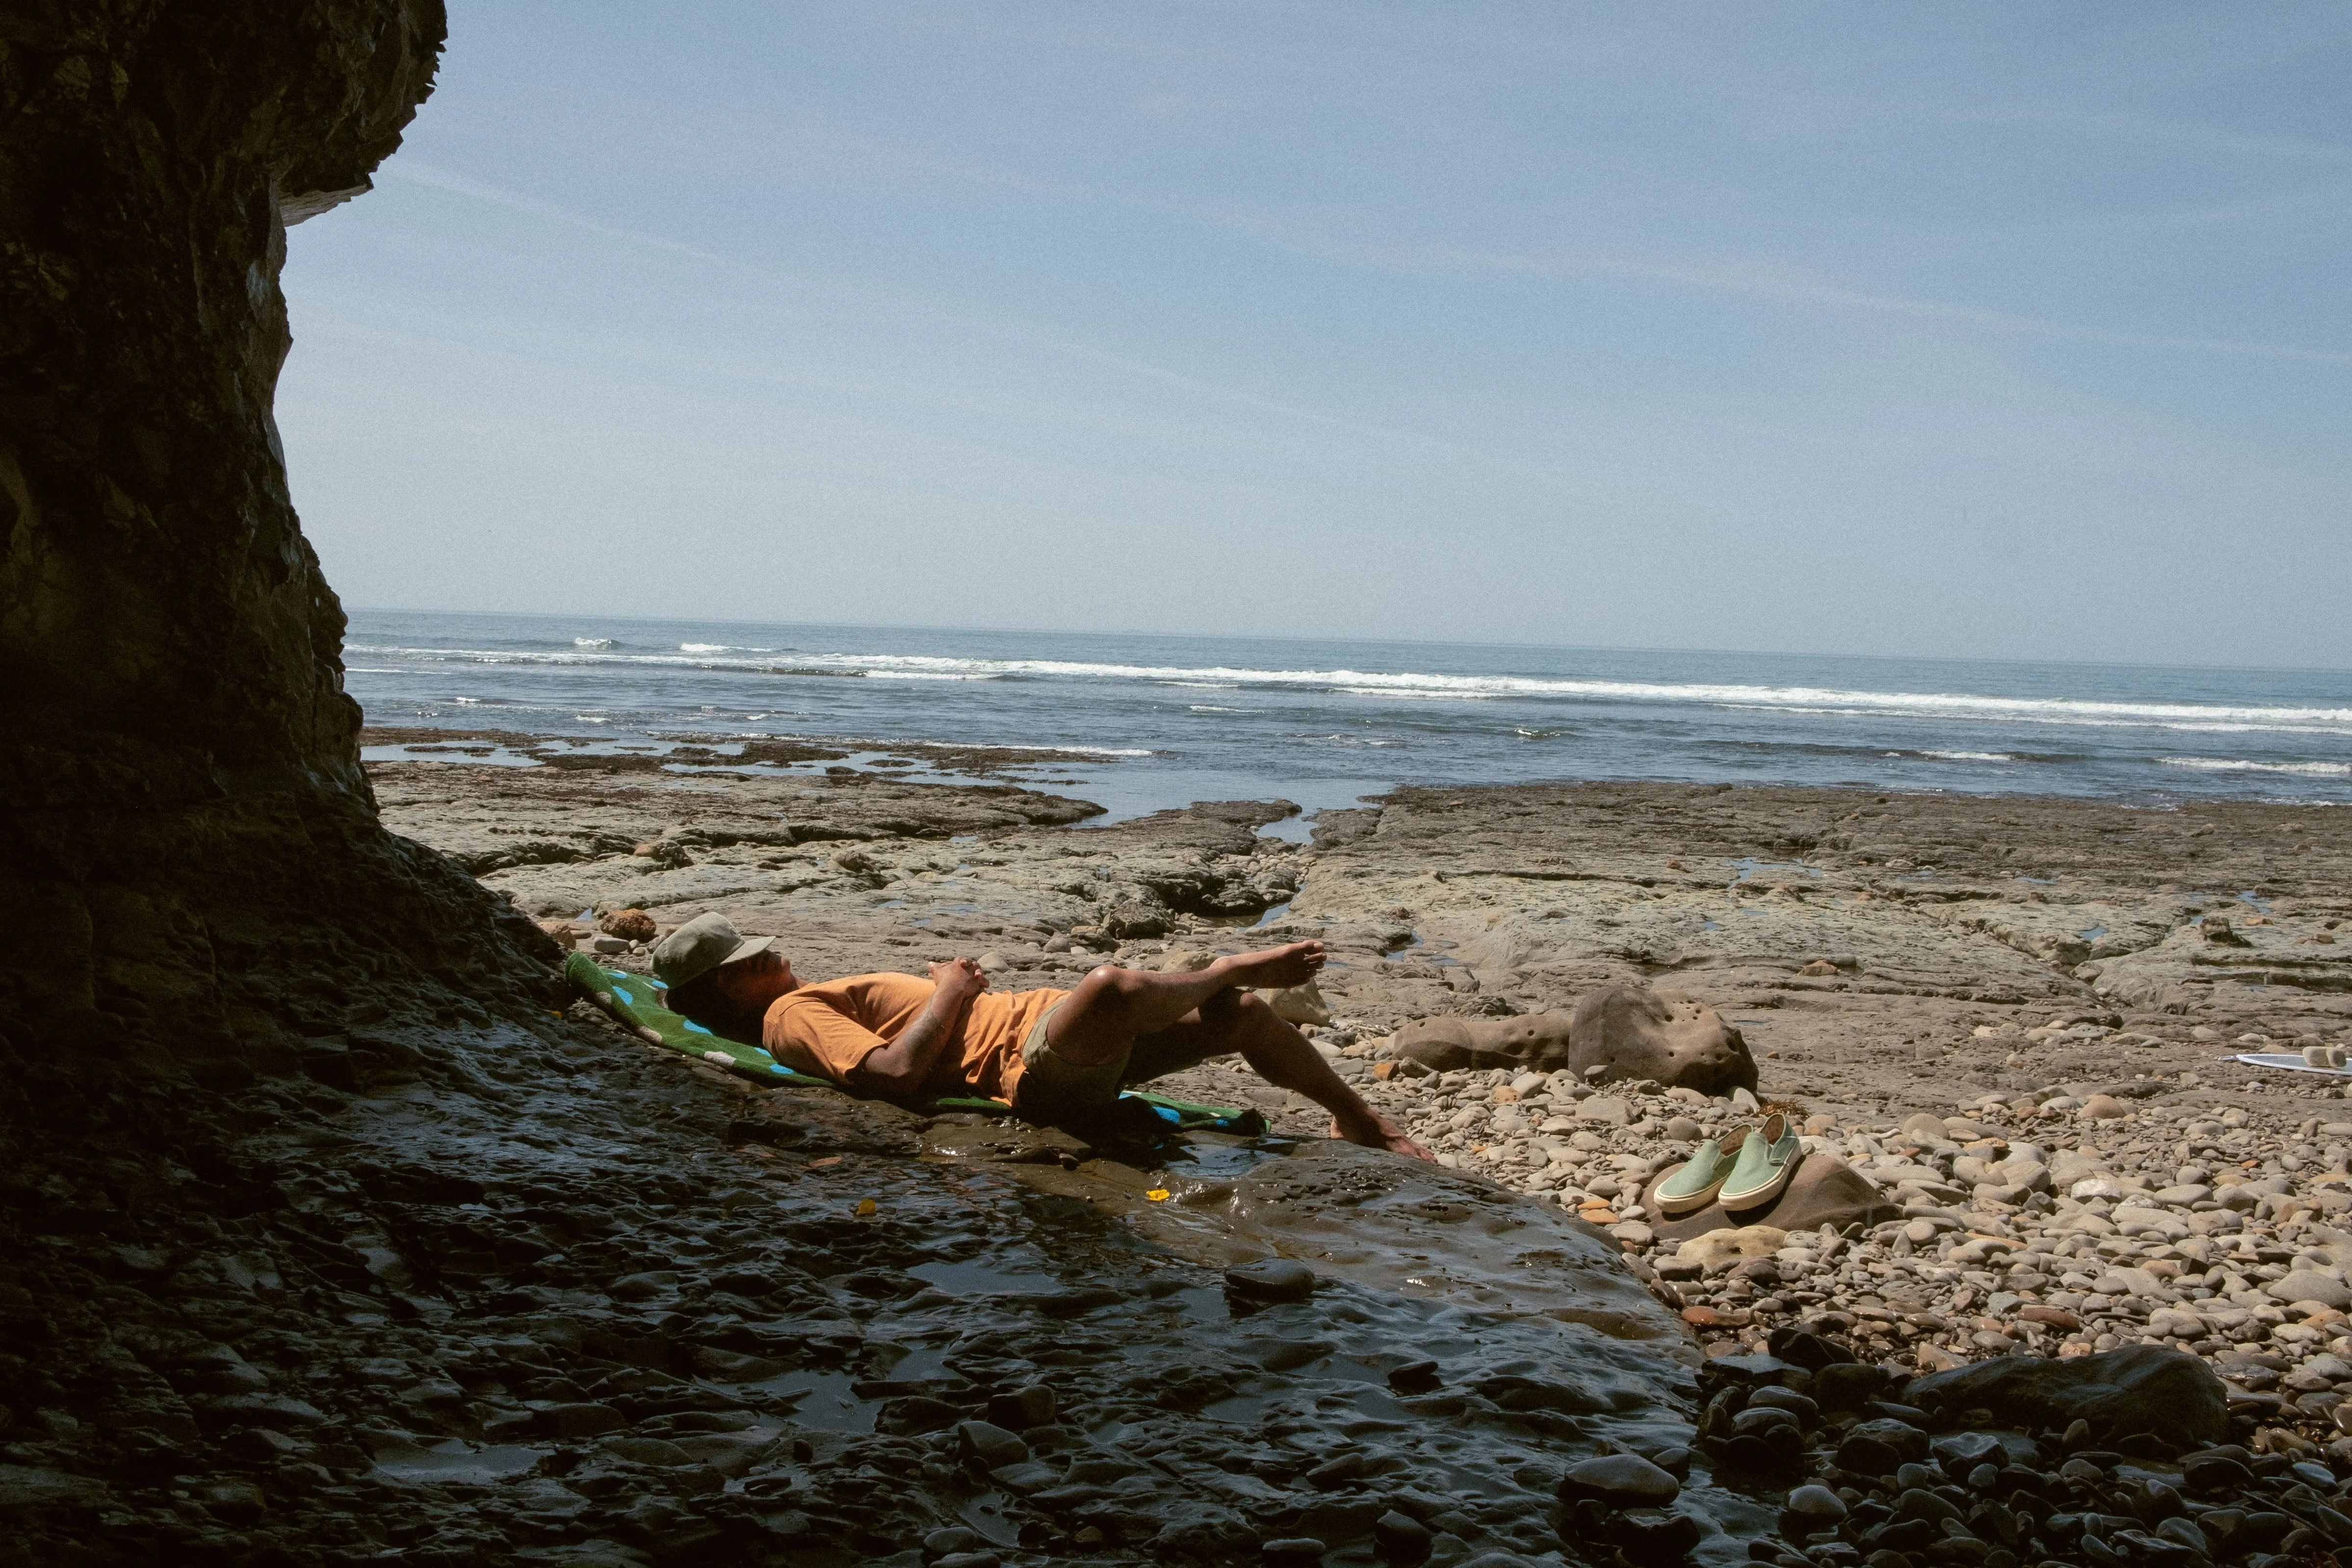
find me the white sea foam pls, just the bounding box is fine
[2159,757,2352,777]
[339,642,2352,735]
[797,653,2352,734]
[1923,751,2018,762]
[862,670,1001,681]
[900,741,1154,757]
[1334,686,1496,700]
[574,637,615,649]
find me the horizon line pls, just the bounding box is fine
[339,604,2352,680]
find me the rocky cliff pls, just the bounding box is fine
[0,15,578,1552]
[0,2,553,1102]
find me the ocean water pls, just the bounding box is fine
[347,610,2352,827]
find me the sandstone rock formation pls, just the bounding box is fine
[1390,1009,1580,1073]
[1568,984,1759,1094]
[1392,984,1757,1094]
[0,15,578,1554]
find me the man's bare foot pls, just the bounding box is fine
[1331,1111,1433,1161]
[1219,940,1325,992]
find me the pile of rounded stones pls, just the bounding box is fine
[1555,1326,2352,1568]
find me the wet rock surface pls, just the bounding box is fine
[0,1001,1714,1567]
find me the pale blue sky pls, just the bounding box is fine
[278,2,2352,665]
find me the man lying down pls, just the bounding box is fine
[652,912,1430,1159]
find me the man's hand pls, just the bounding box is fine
[930,956,988,1003]
[851,957,988,1096]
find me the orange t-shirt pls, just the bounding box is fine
[760,973,1066,1103]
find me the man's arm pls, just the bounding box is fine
[846,958,987,1096]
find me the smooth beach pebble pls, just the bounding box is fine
[954,1421,1028,1470]
[1781,1484,1848,1530]
[1556,1452,1681,1507]
[1387,1358,1442,1394]
[1225,1257,1317,1301]
[1373,1510,1434,1565]
[985,1385,1056,1429]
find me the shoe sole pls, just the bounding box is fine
[1653,1170,1726,1216]
[1719,1151,1800,1210]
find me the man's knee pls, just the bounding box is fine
[1079,962,1152,1002]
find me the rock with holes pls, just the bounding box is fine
[598,907,657,942]
[1565,985,1758,1094]
[1390,984,1756,1095]
[1391,1011,1579,1074]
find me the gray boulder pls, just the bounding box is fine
[1905,1344,2228,1445]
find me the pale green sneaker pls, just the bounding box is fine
[1654,1127,1749,1217]
[1718,1112,1802,1210]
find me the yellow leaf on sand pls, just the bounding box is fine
[855,1199,876,1217]
[1145,1190,1170,1202]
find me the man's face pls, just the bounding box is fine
[713,946,795,1007]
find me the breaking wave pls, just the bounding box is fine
[2159,757,2352,777]
[342,643,2352,736]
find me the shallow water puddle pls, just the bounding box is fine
[906,1251,1060,1296]
[949,1130,1691,1350]
[372,1436,548,1482]
[1725,856,1821,882]
[746,1370,877,1432]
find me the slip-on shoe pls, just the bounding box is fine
[1717,1112,1802,1211]
[1653,1126,1749,1217]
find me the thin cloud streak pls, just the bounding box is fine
[372,156,1604,489]
[1941,105,2352,165]
[1154,200,2352,368]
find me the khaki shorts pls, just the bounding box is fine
[1013,1004,1214,1120]
[1012,1003,1127,1120]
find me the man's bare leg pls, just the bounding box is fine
[1044,940,1328,1066]
[1214,991,1432,1159]
[1046,942,1431,1159]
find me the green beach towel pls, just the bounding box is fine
[564,954,1265,1133]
